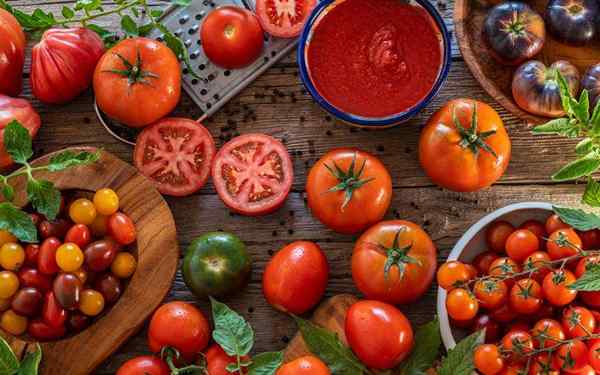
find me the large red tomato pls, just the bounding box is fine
[116,356,170,375]
[212,134,293,216]
[94,37,181,128]
[134,118,216,196]
[0,95,41,169]
[0,9,25,96]
[205,344,249,375]
[31,28,104,104]
[419,99,511,192]
[345,300,414,370]
[351,220,437,304]
[256,0,317,38]
[306,148,392,234]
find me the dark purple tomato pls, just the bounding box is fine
[28,319,66,341]
[94,273,122,304]
[483,2,545,65]
[39,219,71,239]
[545,0,599,46]
[108,212,136,245]
[64,224,91,248]
[512,60,580,117]
[68,312,90,333]
[53,273,82,310]
[582,63,600,109]
[42,291,68,328]
[38,237,61,275]
[472,314,502,343]
[84,239,118,272]
[11,287,43,316]
[18,267,52,291]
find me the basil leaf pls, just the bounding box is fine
[551,152,600,181]
[557,72,573,116]
[47,150,99,172]
[4,121,33,165]
[576,89,590,125]
[121,15,138,36]
[437,330,485,375]
[138,23,155,37]
[294,316,368,375]
[27,180,61,221]
[247,352,283,375]
[0,336,19,375]
[1,182,14,202]
[155,24,200,79]
[61,6,75,19]
[17,344,42,375]
[583,178,600,207]
[532,118,578,137]
[210,297,254,357]
[0,202,36,243]
[553,206,600,231]
[575,138,594,155]
[399,318,441,375]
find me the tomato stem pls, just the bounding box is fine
[102,49,159,86]
[160,347,207,375]
[54,0,144,27]
[323,152,375,209]
[379,229,421,280]
[452,104,498,159]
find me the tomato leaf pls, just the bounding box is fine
[121,14,139,36]
[0,336,19,375]
[398,318,441,375]
[26,180,61,221]
[210,297,254,357]
[1,181,14,202]
[61,6,75,19]
[583,178,600,207]
[155,23,200,79]
[74,0,102,11]
[16,344,42,375]
[569,263,600,291]
[437,330,484,375]
[0,202,37,243]
[551,152,600,181]
[294,316,370,375]
[4,121,33,165]
[576,90,591,125]
[47,150,100,172]
[247,352,283,375]
[532,118,579,138]
[553,206,600,231]
[592,101,600,133]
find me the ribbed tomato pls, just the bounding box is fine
[0,9,25,96]
[0,95,41,169]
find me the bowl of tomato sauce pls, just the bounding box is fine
[298,0,452,128]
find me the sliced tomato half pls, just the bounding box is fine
[255,0,317,38]
[212,133,294,216]
[133,118,216,197]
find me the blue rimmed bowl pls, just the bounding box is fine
[297,0,452,128]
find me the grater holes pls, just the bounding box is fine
[191,79,199,85]
[213,94,220,100]
[200,89,208,95]
[263,56,269,63]
[195,13,204,20]
[179,15,189,25]
[184,39,192,47]
[183,68,189,75]
[157,35,164,42]
[270,50,277,58]
[198,64,206,71]
[206,102,212,109]
[188,25,199,35]
[207,73,216,81]
[190,50,201,59]
[175,29,183,37]
[224,70,231,77]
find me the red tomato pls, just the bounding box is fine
[545,214,570,234]
[474,344,504,375]
[472,251,500,275]
[24,244,40,267]
[201,6,264,69]
[490,304,519,323]
[276,356,330,375]
[522,251,551,283]
[488,257,521,288]
[0,9,25,96]
[562,306,596,338]
[486,220,515,253]
[472,314,502,343]
[352,220,436,304]
[38,237,61,275]
[528,352,559,375]
[505,229,539,262]
[553,340,588,372]
[42,291,67,328]
[65,224,91,248]
[212,134,293,216]
[116,356,170,375]
[148,301,210,361]
[31,28,104,104]
[38,219,71,239]
[547,228,582,260]
[570,365,596,375]
[28,319,66,341]
[133,118,216,196]
[205,344,250,375]
[509,278,542,314]
[263,241,328,314]
[107,213,136,245]
[589,341,600,373]
[576,256,600,309]
[94,37,181,128]
[256,0,317,38]
[531,318,565,348]
[345,300,413,370]
[543,270,578,306]
[474,279,508,310]
[446,288,479,321]
[578,230,600,250]
[501,330,534,363]
[306,148,392,234]
[18,268,52,292]
[0,95,41,169]
[519,219,547,245]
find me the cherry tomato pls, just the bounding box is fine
[306,148,392,234]
[148,301,210,361]
[528,352,559,375]
[108,213,136,245]
[53,273,82,310]
[489,257,521,288]
[65,224,92,248]
[28,319,66,341]
[93,188,120,216]
[490,304,519,323]
[505,229,539,262]
[263,241,328,314]
[212,134,293,216]
[0,309,27,335]
[0,96,40,169]
[133,118,216,196]
[201,6,264,69]
[116,356,170,375]
[472,251,500,274]
[345,300,413,370]
[42,291,68,328]
[509,278,542,314]
[501,330,534,363]
[111,252,137,279]
[24,244,40,267]
[90,214,108,237]
[205,344,250,375]
[546,214,570,234]
[547,228,582,260]
[0,270,19,298]
[79,289,105,316]
[519,219,547,245]
[0,230,16,247]
[0,298,10,312]
[94,274,122,304]
[39,219,71,239]
[94,37,181,128]
[576,256,600,309]
[69,198,97,225]
[579,230,600,250]
[256,0,316,37]
[474,279,508,310]
[571,365,596,375]
[522,251,551,283]
[588,340,600,372]
[85,239,119,272]
[499,364,525,375]
[437,261,472,290]
[276,356,330,375]
[11,287,42,317]
[56,243,84,272]
[562,306,596,338]
[543,269,577,306]
[0,242,24,271]
[39,237,61,275]
[487,220,515,253]
[532,318,566,348]
[446,288,478,321]
[474,344,504,375]
[73,269,88,284]
[553,340,588,372]
[472,314,502,343]
[0,10,25,96]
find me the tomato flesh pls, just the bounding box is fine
[256,0,317,38]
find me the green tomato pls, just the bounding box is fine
[182,232,252,298]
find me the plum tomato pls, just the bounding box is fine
[352,220,436,304]
[212,134,293,216]
[53,273,82,310]
[509,278,542,315]
[69,198,97,225]
[148,301,210,361]
[487,220,515,253]
[28,319,66,341]
[116,356,170,375]
[547,228,582,260]
[532,318,566,348]
[42,291,68,328]
[79,289,105,316]
[65,224,92,248]
[306,148,392,234]
[483,2,545,65]
[446,288,479,321]
[18,268,52,292]
[589,340,600,372]
[576,256,600,308]
[474,344,504,375]
[582,63,600,109]
[94,274,122,304]
[474,280,508,310]
[93,188,119,216]
[553,340,588,372]
[345,300,413,370]
[0,309,27,335]
[276,356,330,375]
[506,229,539,262]
[0,95,40,169]
[107,213,136,245]
[472,251,499,274]
[133,118,216,196]
[473,314,502,343]
[11,287,42,317]
[546,214,570,234]
[501,330,534,363]
[263,241,328,314]
[256,0,316,38]
[201,6,264,69]
[110,253,137,279]
[56,243,84,272]
[0,242,24,271]
[0,271,19,299]
[437,261,472,290]
[419,99,511,192]
[546,0,598,46]
[24,244,40,267]
[0,9,25,96]
[183,232,251,298]
[562,306,596,338]
[85,239,119,272]
[513,60,580,118]
[94,38,181,128]
[543,269,577,306]
[523,251,551,283]
[205,344,250,375]
[39,219,71,239]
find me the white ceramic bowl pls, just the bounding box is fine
[436,201,553,349]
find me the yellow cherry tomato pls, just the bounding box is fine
[0,243,25,271]
[0,309,27,335]
[93,188,120,216]
[0,271,19,299]
[90,214,108,236]
[56,243,84,272]
[0,230,16,248]
[0,298,11,312]
[79,289,105,316]
[111,252,137,279]
[69,198,97,225]
[73,269,88,284]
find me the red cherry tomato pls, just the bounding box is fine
[345,300,413,370]
[28,319,66,341]
[486,220,515,253]
[509,278,542,315]
[543,269,578,306]
[501,330,533,363]
[545,214,570,234]
[0,9,25,96]
[588,340,600,373]
[488,257,521,288]
[116,356,170,375]
[562,306,596,338]
[474,344,504,375]
[65,224,92,248]
[547,228,582,260]
[18,268,52,292]
[522,251,551,283]
[446,288,479,321]
[39,219,71,239]
[24,244,40,267]
[576,256,600,309]
[108,213,136,245]
[531,318,566,348]
[472,251,500,275]
[474,279,508,310]
[490,304,519,323]
[472,314,502,343]
[0,95,41,169]
[205,344,250,375]
[42,291,68,328]
[256,0,317,38]
[528,352,559,375]
[579,230,600,250]
[38,237,61,275]
[553,340,588,372]
[519,219,547,246]
[505,229,539,262]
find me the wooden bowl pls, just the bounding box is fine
[455,0,600,124]
[0,147,179,375]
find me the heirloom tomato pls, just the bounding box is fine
[351,220,436,304]
[306,148,392,234]
[276,356,330,375]
[0,9,25,96]
[419,99,511,192]
[42,291,67,328]
[94,274,122,304]
[256,0,316,37]
[0,95,41,169]
[84,239,118,272]
[94,38,181,128]
[18,268,51,292]
[582,64,600,109]
[11,287,42,317]
[205,344,250,375]
[116,356,170,375]
[546,0,598,46]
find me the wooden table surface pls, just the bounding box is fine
[7,0,587,373]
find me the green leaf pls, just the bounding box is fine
[155,24,200,79]
[437,330,485,375]
[61,6,75,19]
[532,118,578,137]
[0,336,19,375]
[294,316,368,375]
[4,120,33,165]
[130,6,140,18]
[551,152,600,181]
[138,23,155,37]
[171,0,193,5]
[0,202,36,243]
[27,180,61,221]
[583,178,600,207]
[399,318,441,375]
[569,263,600,291]
[121,15,139,36]
[74,0,102,11]
[553,206,600,231]
[1,182,14,202]
[151,9,164,18]
[47,150,100,172]
[247,352,283,375]
[557,72,573,116]
[210,297,254,357]
[16,344,42,375]
[86,24,119,47]
[592,100,600,132]
[575,138,594,155]
[576,89,590,125]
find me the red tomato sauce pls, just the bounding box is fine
[306,0,443,118]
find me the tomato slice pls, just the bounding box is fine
[256,0,317,38]
[212,133,293,216]
[133,118,216,197]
